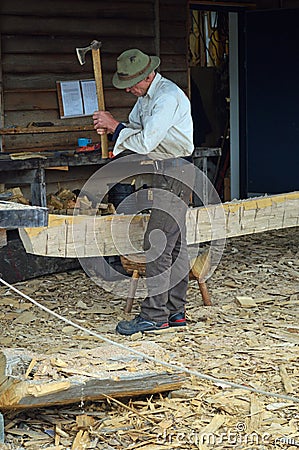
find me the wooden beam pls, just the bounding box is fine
[0,345,184,410]
[0,201,48,228]
[0,125,94,135]
[19,192,299,258]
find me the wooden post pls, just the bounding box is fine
[124,269,140,313]
[198,280,212,306]
[31,165,47,207]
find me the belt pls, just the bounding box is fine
[154,157,190,171]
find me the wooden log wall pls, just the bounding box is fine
[0,0,189,153]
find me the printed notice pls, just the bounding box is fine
[60,81,84,117]
[81,80,99,115]
[57,79,98,118]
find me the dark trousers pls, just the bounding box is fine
[141,165,193,322]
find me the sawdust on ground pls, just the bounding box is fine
[0,228,298,449]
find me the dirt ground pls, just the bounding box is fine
[0,227,298,449]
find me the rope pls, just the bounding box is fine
[0,276,298,404]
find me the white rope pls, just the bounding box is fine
[0,276,298,404]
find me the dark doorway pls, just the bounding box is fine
[245,9,299,195]
[189,6,230,202]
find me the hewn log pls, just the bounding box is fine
[19,192,299,258]
[0,346,184,410]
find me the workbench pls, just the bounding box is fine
[0,151,109,207]
[0,148,221,209]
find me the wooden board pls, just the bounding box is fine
[19,191,299,257]
[0,344,184,410]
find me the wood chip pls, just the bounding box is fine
[1,229,298,449]
[279,365,294,394]
[71,430,90,449]
[235,296,257,307]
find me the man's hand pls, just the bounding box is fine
[93,111,120,135]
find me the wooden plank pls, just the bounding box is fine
[1,16,154,38]
[0,124,95,135]
[160,39,188,54]
[3,54,114,75]
[3,71,160,109]
[160,3,187,19]
[4,72,102,90]
[159,54,188,72]
[0,151,107,170]
[4,90,59,111]
[1,0,154,18]
[160,21,187,38]
[19,192,299,258]
[4,107,131,128]
[2,132,98,151]
[0,345,184,410]
[2,35,155,57]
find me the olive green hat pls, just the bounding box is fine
[112,49,160,89]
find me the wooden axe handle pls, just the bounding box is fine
[92,48,109,159]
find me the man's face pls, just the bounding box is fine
[125,78,150,97]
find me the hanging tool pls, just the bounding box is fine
[76,40,109,159]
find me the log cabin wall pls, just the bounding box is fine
[0,0,189,153]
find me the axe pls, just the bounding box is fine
[76,40,109,159]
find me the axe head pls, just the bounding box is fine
[76,40,102,65]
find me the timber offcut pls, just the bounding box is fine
[0,343,184,410]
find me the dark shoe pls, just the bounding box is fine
[116,315,169,336]
[169,311,186,327]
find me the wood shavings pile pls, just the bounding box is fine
[0,228,298,449]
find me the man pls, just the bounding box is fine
[93,49,194,336]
